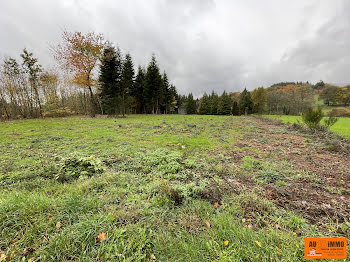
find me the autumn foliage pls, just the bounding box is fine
[53,31,105,116]
[53,31,104,89]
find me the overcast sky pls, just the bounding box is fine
[0,0,349,95]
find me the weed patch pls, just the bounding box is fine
[54,154,104,182]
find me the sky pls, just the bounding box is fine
[0,0,349,96]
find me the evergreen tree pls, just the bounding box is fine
[217,91,232,115]
[120,53,134,116]
[186,93,197,114]
[177,94,186,109]
[209,91,219,115]
[144,55,162,113]
[239,88,253,115]
[160,72,170,114]
[199,92,210,115]
[232,101,239,115]
[99,46,122,115]
[131,66,146,113]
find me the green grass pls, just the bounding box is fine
[0,115,348,261]
[265,115,350,137]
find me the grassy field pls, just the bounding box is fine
[265,115,350,137]
[1,115,349,261]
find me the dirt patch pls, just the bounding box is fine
[224,117,350,228]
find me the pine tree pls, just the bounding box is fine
[160,72,170,114]
[144,55,162,113]
[239,88,253,115]
[99,46,122,115]
[199,92,210,115]
[217,91,232,115]
[232,101,239,115]
[186,93,197,114]
[120,53,134,116]
[131,66,146,113]
[209,91,219,115]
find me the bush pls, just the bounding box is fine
[139,149,183,175]
[324,116,338,128]
[42,108,75,118]
[153,180,182,206]
[301,107,324,130]
[327,108,350,117]
[55,154,104,182]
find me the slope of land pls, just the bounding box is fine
[267,115,350,137]
[0,115,349,261]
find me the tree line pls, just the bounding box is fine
[99,47,178,116]
[0,31,179,119]
[182,88,254,115]
[1,30,350,120]
[319,84,350,106]
[183,82,350,116]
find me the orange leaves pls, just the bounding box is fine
[96,232,107,242]
[0,251,14,262]
[53,31,105,88]
[72,71,96,88]
[292,229,302,236]
[56,221,62,229]
[204,220,211,228]
[0,252,6,262]
[213,202,219,209]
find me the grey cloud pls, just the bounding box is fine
[0,0,349,95]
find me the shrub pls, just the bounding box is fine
[153,180,182,206]
[174,179,210,201]
[55,154,104,182]
[328,108,350,117]
[235,193,276,217]
[42,108,75,118]
[301,107,324,130]
[324,116,338,128]
[292,121,303,130]
[241,156,264,170]
[140,149,183,175]
[255,169,284,184]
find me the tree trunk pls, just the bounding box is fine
[88,86,96,117]
[122,92,125,117]
[33,85,43,118]
[0,93,10,120]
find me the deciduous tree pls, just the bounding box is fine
[53,31,105,117]
[251,87,266,114]
[21,49,43,117]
